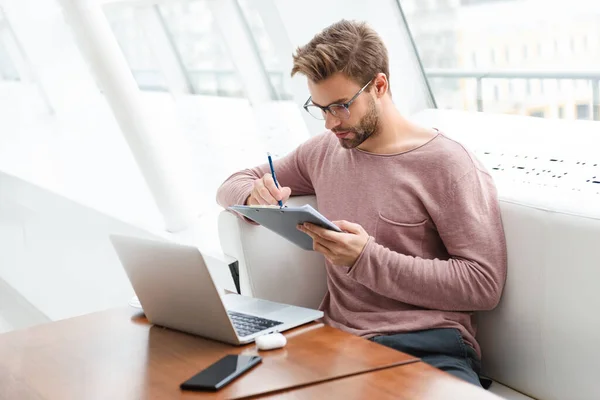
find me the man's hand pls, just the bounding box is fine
[246,173,292,206]
[297,220,369,266]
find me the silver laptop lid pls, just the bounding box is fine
[109,234,240,344]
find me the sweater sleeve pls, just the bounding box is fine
[216,140,316,209]
[348,169,507,311]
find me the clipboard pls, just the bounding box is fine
[229,204,342,251]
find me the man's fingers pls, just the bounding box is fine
[313,240,334,257]
[258,186,276,204]
[333,220,362,234]
[280,187,292,202]
[299,224,338,247]
[302,223,341,242]
[253,178,277,205]
[262,174,283,201]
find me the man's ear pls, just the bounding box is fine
[373,73,388,98]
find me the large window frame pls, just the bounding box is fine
[401,0,600,121]
[0,8,21,82]
[0,6,53,115]
[101,0,281,103]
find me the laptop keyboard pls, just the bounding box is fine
[228,311,283,337]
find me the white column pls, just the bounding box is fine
[57,0,200,232]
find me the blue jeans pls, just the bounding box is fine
[370,328,483,387]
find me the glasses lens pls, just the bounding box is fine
[305,105,325,120]
[329,105,350,120]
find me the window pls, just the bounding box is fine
[104,5,168,91]
[576,104,590,120]
[0,10,20,82]
[0,39,19,82]
[403,0,600,121]
[157,1,245,97]
[237,0,293,100]
[103,1,246,97]
[540,79,545,95]
[529,110,545,118]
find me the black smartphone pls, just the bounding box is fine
[180,354,262,391]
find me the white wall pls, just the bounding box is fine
[0,169,238,323]
[0,0,310,243]
[0,170,158,321]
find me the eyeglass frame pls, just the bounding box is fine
[302,78,374,120]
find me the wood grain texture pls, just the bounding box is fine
[258,361,504,400]
[0,307,418,400]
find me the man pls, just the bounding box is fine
[216,20,507,387]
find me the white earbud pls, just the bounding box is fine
[255,333,287,351]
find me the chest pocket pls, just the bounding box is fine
[374,212,428,257]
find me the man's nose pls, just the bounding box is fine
[324,111,342,130]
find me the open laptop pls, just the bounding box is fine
[109,234,323,345]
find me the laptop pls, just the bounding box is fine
[109,234,324,345]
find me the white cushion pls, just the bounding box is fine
[475,193,600,400]
[489,381,536,400]
[218,195,327,309]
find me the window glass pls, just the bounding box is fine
[402,0,600,121]
[157,0,245,97]
[104,5,168,91]
[237,0,293,100]
[0,12,20,81]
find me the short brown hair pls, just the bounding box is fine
[291,20,390,90]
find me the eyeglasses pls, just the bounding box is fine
[303,79,373,120]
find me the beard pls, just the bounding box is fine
[333,97,380,149]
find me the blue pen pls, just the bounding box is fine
[267,152,283,208]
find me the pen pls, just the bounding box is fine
[267,152,283,208]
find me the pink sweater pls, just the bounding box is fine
[216,131,507,357]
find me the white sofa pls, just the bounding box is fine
[217,112,600,400]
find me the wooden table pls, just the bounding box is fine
[260,360,503,399]
[0,307,417,400]
[0,307,501,399]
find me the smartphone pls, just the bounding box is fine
[180,354,262,391]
